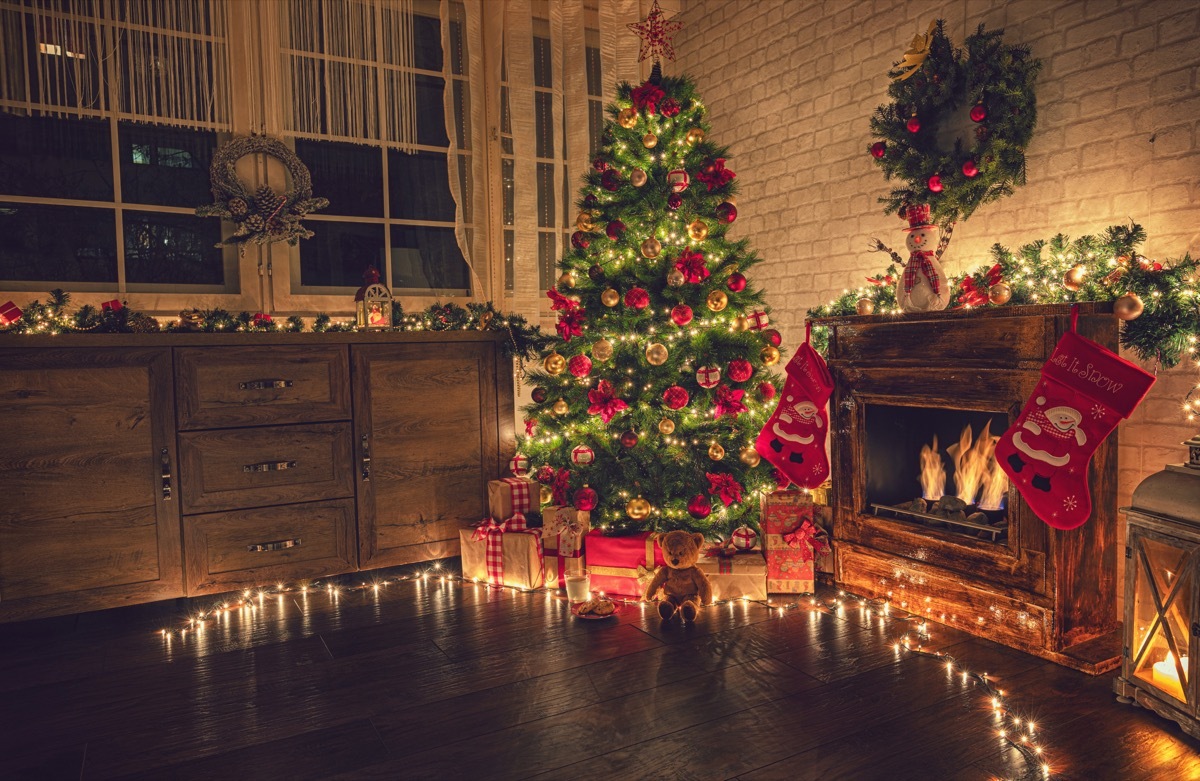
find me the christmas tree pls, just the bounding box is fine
[517,66,782,536]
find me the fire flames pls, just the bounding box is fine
[919,423,1008,511]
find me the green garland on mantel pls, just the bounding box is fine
[809,223,1200,370]
[0,291,552,361]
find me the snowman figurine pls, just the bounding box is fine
[894,204,948,312]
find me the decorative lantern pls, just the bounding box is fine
[355,266,393,330]
[1114,436,1200,739]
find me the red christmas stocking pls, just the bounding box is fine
[995,306,1155,530]
[756,323,834,490]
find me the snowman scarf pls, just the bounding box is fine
[903,250,940,295]
[755,323,834,490]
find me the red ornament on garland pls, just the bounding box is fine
[870,141,886,158]
[624,287,650,310]
[962,159,979,178]
[715,201,737,224]
[667,192,683,210]
[687,494,712,520]
[573,485,598,511]
[762,328,782,347]
[571,231,590,250]
[606,220,626,240]
[970,102,987,122]
[758,381,777,401]
[906,114,921,133]
[727,358,753,383]
[663,385,690,410]
[726,272,747,292]
[670,303,694,326]
[568,354,592,378]
[928,173,943,192]
[620,430,639,448]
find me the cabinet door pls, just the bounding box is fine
[0,348,183,621]
[353,342,502,568]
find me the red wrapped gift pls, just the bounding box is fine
[459,514,545,590]
[101,299,123,313]
[541,506,589,588]
[762,490,829,594]
[0,301,22,326]
[487,476,534,521]
[585,530,665,597]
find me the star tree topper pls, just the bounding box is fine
[627,0,683,63]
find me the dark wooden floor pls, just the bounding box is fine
[2,569,1198,781]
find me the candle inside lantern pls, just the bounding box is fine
[1151,651,1188,700]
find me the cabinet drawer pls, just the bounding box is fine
[183,499,357,595]
[176,346,350,430]
[179,422,356,513]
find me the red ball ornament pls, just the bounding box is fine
[592,157,608,172]
[906,115,921,133]
[870,141,886,158]
[763,328,782,347]
[620,430,639,448]
[731,525,757,550]
[531,387,547,403]
[663,385,690,410]
[670,304,694,326]
[758,381,776,401]
[727,358,753,383]
[601,169,621,191]
[660,98,681,118]
[571,231,590,250]
[667,192,683,210]
[624,287,650,310]
[726,272,747,292]
[928,174,943,193]
[568,354,592,378]
[687,494,712,520]
[970,102,987,123]
[571,445,595,466]
[605,220,626,240]
[962,159,978,178]
[715,202,738,224]
[573,485,598,511]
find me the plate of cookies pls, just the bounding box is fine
[572,598,618,619]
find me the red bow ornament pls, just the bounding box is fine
[783,519,830,563]
[712,384,747,419]
[587,379,628,424]
[546,289,580,312]
[696,158,735,192]
[556,309,585,343]
[706,472,744,506]
[674,248,710,283]
[630,82,665,114]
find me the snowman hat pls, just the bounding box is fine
[902,204,936,232]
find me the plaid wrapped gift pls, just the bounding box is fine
[585,530,664,597]
[762,490,829,594]
[0,301,22,326]
[541,506,589,588]
[697,549,767,601]
[459,514,545,590]
[487,476,534,521]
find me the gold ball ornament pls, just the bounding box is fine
[540,485,553,505]
[1114,292,1144,321]
[617,107,638,129]
[732,315,749,332]
[658,418,675,435]
[642,132,658,149]
[645,342,669,366]
[988,282,1012,305]
[552,398,569,416]
[687,220,709,241]
[626,496,652,520]
[739,446,762,467]
[557,271,575,289]
[601,288,621,307]
[630,168,648,187]
[544,351,566,375]
[685,127,705,145]
[761,345,781,365]
[666,268,685,288]
[708,443,725,461]
[706,290,728,312]
[640,237,662,259]
[575,212,595,231]
[856,298,876,316]
[1063,264,1086,292]
[592,338,614,362]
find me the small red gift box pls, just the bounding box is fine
[762,490,828,594]
[585,530,664,598]
[0,301,23,326]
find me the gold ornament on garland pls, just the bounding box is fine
[988,282,1012,305]
[706,290,728,311]
[739,446,762,467]
[761,345,781,365]
[576,212,595,231]
[685,127,705,145]
[626,496,652,520]
[544,351,567,375]
[1063,264,1086,292]
[557,271,576,289]
[708,443,725,461]
[687,220,709,241]
[630,168,648,187]
[540,485,553,505]
[641,237,662,259]
[667,268,685,287]
[642,132,658,149]
[645,342,669,365]
[601,288,621,307]
[592,338,614,362]
[856,297,876,315]
[658,418,675,435]
[1114,292,1144,321]
[552,398,569,416]
[618,107,638,128]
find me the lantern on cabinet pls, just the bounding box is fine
[1114,435,1200,740]
[355,266,393,330]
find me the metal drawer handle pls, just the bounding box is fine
[238,379,294,391]
[160,447,172,501]
[361,433,371,481]
[243,460,297,473]
[246,538,302,553]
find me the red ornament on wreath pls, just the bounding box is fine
[726,272,747,292]
[606,220,626,240]
[763,328,782,347]
[715,201,737,224]
[573,485,598,512]
[696,365,721,389]
[571,445,595,466]
[961,159,978,178]
[667,169,690,192]
[687,494,712,520]
[727,358,753,383]
[568,354,593,378]
[870,141,886,158]
[625,287,650,310]
[970,102,987,122]
[667,193,683,210]
[663,385,690,410]
[671,304,694,326]
[906,114,921,133]
[571,231,590,250]
[928,173,943,193]
[731,525,757,551]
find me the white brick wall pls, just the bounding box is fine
[674,0,1200,596]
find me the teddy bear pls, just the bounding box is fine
[643,530,713,622]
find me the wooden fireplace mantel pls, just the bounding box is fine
[818,302,1121,674]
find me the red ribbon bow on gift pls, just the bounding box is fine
[473,513,530,541]
[784,519,830,563]
[587,380,628,423]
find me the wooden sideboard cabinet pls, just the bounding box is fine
[0,332,515,621]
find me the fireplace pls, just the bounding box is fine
[820,303,1120,673]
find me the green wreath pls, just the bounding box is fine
[868,21,1041,225]
[196,134,329,247]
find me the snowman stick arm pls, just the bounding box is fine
[868,238,904,266]
[936,221,955,260]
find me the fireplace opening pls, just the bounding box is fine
[865,404,1011,543]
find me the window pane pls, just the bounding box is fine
[299,221,385,288]
[296,139,383,217]
[533,36,551,88]
[502,158,514,225]
[119,122,215,208]
[390,224,469,292]
[0,113,113,201]
[0,202,117,283]
[415,74,449,147]
[586,46,601,96]
[123,211,225,286]
[457,153,471,223]
[449,16,465,76]
[412,13,443,71]
[536,162,554,228]
[535,91,554,158]
[389,150,455,221]
[537,231,556,291]
[452,79,470,149]
[504,229,514,291]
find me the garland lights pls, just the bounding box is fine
[157,569,1054,779]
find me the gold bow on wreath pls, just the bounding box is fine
[894,21,937,81]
